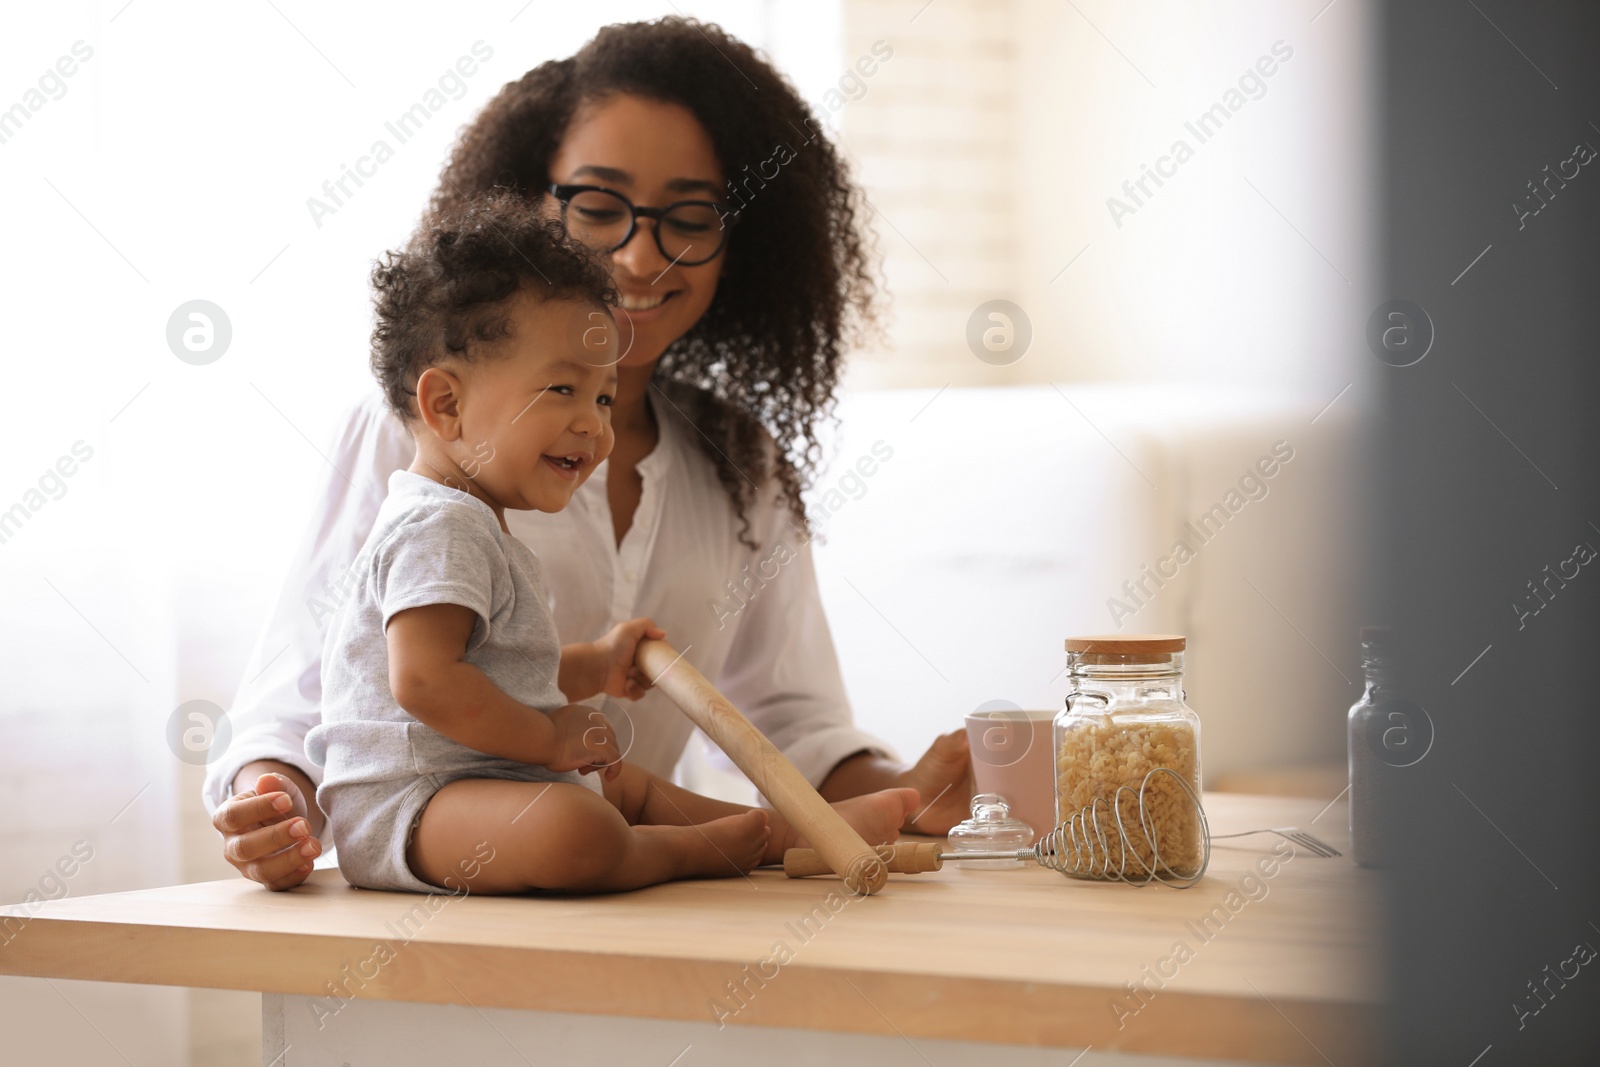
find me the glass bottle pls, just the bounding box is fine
[1348,625,1395,868]
[1053,635,1203,880]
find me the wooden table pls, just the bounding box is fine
[0,794,1381,1066]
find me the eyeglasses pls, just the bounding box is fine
[548,184,737,267]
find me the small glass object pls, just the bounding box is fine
[948,793,1035,869]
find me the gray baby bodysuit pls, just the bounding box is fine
[307,469,601,892]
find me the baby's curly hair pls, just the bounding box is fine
[429,16,878,543]
[370,192,617,423]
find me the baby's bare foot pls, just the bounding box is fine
[769,787,921,862]
[665,809,769,879]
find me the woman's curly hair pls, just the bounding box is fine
[371,191,617,422]
[429,16,878,544]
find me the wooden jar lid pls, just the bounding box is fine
[1064,634,1187,658]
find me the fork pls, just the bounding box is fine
[1208,827,1342,858]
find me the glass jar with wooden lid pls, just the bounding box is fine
[1053,634,1203,879]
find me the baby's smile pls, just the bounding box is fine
[541,451,593,480]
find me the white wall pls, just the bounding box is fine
[824,0,1377,787]
[810,382,1363,786]
[841,0,1376,403]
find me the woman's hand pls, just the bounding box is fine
[590,617,666,700]
[545,703,623,780]
[213,763,324,891]
[896,730,975,834]
[820,730,974,835]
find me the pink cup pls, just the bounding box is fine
[963,708,1057,843]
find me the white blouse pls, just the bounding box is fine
[201,387,890,815]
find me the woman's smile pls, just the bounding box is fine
[615,288,678,321]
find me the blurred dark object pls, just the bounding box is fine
[1376,0,1600,1063]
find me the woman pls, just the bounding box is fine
[205,17,972,891]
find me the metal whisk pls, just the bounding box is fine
[780,767,1212,888]
[1027,767,1210,887]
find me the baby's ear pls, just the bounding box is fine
[414,367,464,440]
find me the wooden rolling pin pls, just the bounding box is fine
[635,639,889,895]
[783,841,945,879]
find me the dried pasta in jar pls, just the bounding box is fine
[1055,717,1202,878]
[1053,635,1204,880]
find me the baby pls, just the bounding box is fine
[307,193,917,895]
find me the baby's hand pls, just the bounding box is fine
[546,703,622,780]
[594,617,665,700]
